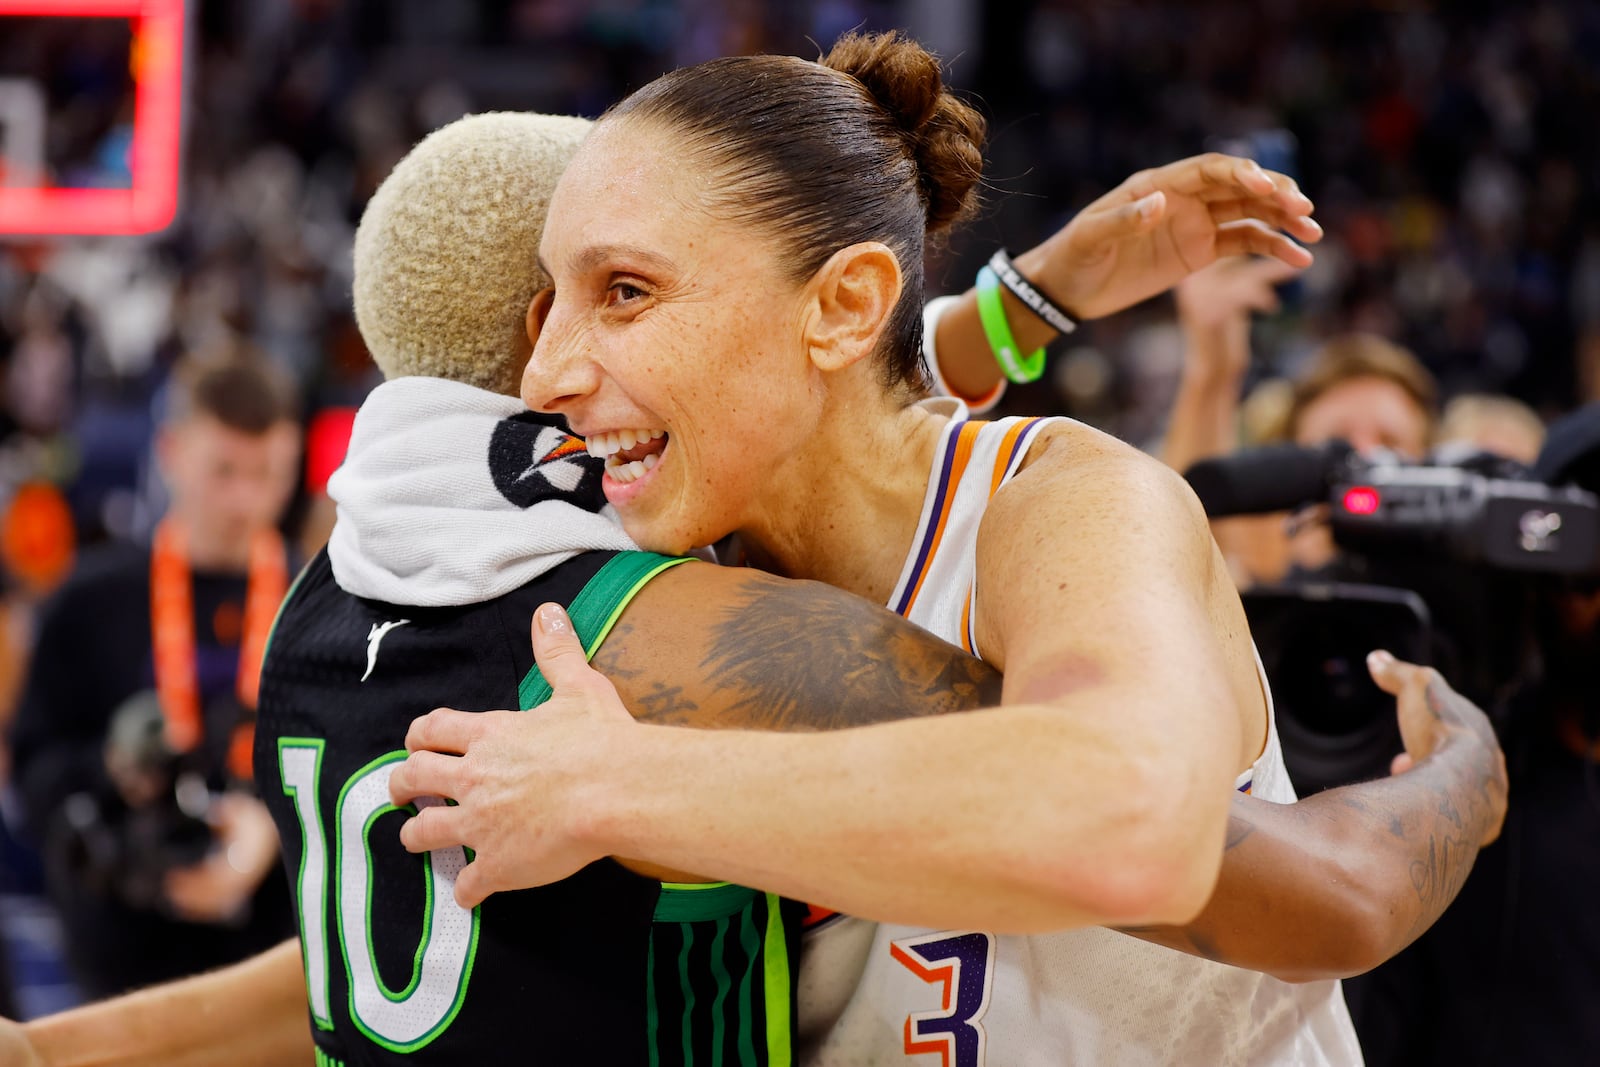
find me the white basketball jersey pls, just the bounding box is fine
[800,406,1364,1067]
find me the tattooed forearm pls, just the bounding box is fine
[696,580,1003,731]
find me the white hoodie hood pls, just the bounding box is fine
[326,376,638,607]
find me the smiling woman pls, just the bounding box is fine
[505,28,1382,1066]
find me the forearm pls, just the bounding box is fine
[25,939,312,1067]
[1161,322,1246,475]
[584,702,1225,934]
[1126,729,1502,982]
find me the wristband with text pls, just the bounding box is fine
[987,249,1081,336]
[975,265,1046,384]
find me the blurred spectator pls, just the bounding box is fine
[7,356,299,998]
[1436,392,1546,465]
[1160,254,1442,585]
[1285,334,1438,461]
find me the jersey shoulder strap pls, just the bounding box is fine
[517,550,693,709]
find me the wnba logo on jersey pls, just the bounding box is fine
[889,930,997,1067]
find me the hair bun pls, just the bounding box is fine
[822,31,985,235]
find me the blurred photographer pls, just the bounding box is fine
[1161,256,1440,586]
[1340,405,1600,1067]
[7,356,299,998]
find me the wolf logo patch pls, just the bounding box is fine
[487,412,607,512]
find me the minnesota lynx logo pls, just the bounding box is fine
[487,413,606,511]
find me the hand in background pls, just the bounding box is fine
[163,793,279,924]
[1175,255,1305,379]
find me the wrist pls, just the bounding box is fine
[567,721,671,859]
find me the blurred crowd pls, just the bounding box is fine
[0,0,1595,1048]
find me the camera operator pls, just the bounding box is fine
[1162,258,1441,586]
[7,355,300,998]
[1341,405,1600,1066]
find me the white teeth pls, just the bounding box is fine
[606,455,656,484]
[642,453,659,471]
[583,429,665,460]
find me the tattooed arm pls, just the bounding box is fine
[1124,652,1507,982]
[396,561,1505,965]
[591,565,1001,731]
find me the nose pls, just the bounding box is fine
[520,295,602,415]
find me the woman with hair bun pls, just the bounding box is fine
[401,31,1501,1066]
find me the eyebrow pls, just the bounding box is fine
[541,243,677,280]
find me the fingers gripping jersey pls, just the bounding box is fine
[257,550,806,1066]
[801,408,1365,1067]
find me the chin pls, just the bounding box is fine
[619,513,693,558]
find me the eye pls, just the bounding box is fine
[605,280,648,307]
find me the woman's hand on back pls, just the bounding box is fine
[390,603,641,908]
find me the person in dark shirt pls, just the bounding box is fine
[8,355,301,997]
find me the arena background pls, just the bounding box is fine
[1,1,1596,551]
[0,0,1595,1028]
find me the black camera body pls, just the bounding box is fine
[1186,440,1600,793]
[50,691,215,913]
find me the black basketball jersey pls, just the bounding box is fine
[255,548,805,1066]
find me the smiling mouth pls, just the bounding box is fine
[585,428,668,484]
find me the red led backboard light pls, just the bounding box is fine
[0,0,184,236]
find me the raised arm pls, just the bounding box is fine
[6,938,310,1067]
[1161,255,1302,474]
[931,153,1320,402]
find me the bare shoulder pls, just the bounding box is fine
[988,419,1214,567]
[980,420,1266,766]
[591,561,1002,731]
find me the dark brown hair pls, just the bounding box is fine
[604,31,986,395]
[166,353,299,434]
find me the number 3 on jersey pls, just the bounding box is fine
[890,931,996,1067]
[279,739,480,1052]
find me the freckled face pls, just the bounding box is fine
[523,119,823,555]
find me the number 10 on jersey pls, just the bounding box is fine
[278,739,482,1053]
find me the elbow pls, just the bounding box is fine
[1037,772,1228,929]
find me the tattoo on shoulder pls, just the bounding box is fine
[695,581,1003,731]
[632,682,699,724]
[594,621,645,681]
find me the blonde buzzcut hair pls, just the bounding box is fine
[353,111,593,396]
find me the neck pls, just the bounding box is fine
[735,389,950,607]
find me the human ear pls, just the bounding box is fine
[803,242,902,372]
[525,288,555,348]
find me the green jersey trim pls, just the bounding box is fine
[647,888,794,1066]
[517,551,693,710]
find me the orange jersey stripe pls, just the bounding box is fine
[902,421,984,616]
